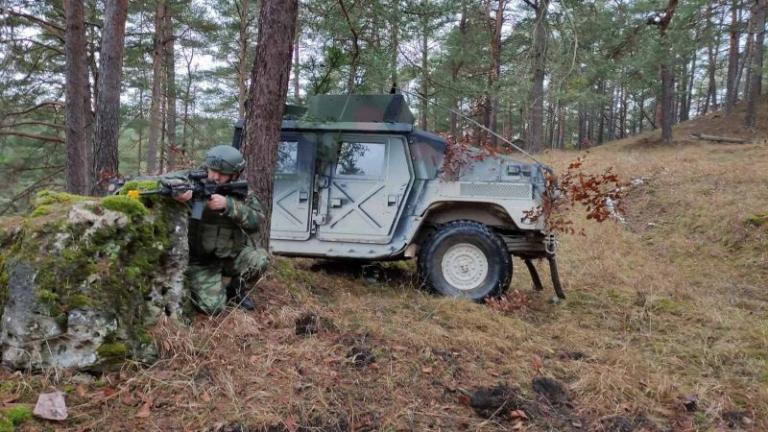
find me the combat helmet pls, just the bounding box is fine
[205,145,246,175]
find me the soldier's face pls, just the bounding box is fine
[207,169,233,184]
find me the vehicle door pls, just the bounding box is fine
[316,134,413,244]
[270,133,316,240]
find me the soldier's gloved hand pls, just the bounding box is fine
[208,194,227,211]
[175,190,193,203]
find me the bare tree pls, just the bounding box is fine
[64,0,89,194]
[91,0,128,194]
[243,0,299,247]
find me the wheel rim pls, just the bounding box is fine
[440,243,489,291]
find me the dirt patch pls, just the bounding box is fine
[468,384,526,419]
[532,376,570,406]
[294,312,335,336]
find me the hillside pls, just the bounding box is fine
[1,106,767,432]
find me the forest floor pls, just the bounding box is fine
[1,102,768,431]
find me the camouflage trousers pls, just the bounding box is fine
[186,246,269,314]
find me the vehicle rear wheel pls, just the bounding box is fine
[418,221,512,301]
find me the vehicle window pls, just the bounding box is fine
[336,142,385,177]
[276,141,298,173]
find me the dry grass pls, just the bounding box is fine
[2,104,768,431]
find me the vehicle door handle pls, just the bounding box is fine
[387,194,398,206]
[299,191,309,202]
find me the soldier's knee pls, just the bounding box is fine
[235,247,269,275]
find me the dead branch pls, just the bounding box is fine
[2,101,64,119]
[0,131,64,143]
[0,121,65,131]
[0,167,64,216]
[691,133,748,144]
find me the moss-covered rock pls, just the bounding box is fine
[0,190,190,371]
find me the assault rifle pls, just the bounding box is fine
[141,171,249,220]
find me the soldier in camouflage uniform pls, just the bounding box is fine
[163,145,269,314]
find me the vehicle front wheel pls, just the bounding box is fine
[418,221,512,301]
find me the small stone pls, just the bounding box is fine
[33,391,68,421]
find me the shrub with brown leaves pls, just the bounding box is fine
[524,156,628,235]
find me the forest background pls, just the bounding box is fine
[0,0,765,213]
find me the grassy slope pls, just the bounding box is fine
[2,104,767,431]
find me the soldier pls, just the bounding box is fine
[163,145,269,314]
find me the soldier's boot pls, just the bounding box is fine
[227,278,255,311]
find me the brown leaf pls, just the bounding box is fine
[135,400,152,418]
[421,367,433,374]
[509,410,529,420]
[284,417,298,432]
[457,394,471,406]
[531,354,544,374]
[75,385,87,398]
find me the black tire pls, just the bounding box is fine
[418,221,512,301]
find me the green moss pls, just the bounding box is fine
[119,180,160,193]
[2,405,32,425]
[33,190,89,208]
[101,195,148,218]
[30,204,52,217]
[37,289,59,304]
[746,213,768,227]
[0,417,13,432]
[97,342,129,359]
[67,294,94,309]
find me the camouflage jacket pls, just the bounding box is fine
[161,169,265,258]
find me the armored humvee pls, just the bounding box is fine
[235,94,562,301]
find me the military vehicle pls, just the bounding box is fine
[234,94,563,301]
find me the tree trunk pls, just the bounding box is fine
[91,0,128,194]
[704,4,722,114]
[165,5,177,169]
[487,0,505,147]
[64,0,89,195]
[293,29,301,102]
[237,0,250,118]
[745,0,766,127]
[391,0,399,88]
[419,21,429,130]
[147,0,166,175]
[243,0,298,247]
[527,0,549,153]
[656,0,678,144]
[725,0,741,115]
[182,49,194,151]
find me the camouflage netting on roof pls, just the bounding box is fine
[0,189,190,371]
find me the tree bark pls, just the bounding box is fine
[147,0,166,174]
[237,0,250,118]
[164,4,177,169]
[745,0,766,127]
[725,0,741,116]
[420,17,429,130]
[64,0,89,194]
[91,0,128,194]
[243,0,299,247]
[487,0,505,147]
[527,0,549,153]
[655,0,678,144]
